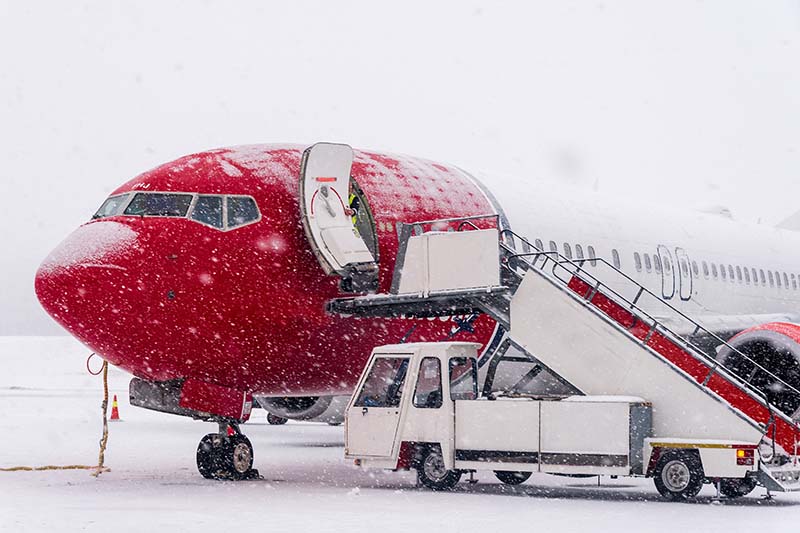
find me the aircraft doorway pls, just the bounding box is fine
[674,247,693,301]
[657,245,675,300]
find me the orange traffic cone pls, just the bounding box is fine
[110,394,122,422]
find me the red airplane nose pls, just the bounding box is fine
[35,220,150,372]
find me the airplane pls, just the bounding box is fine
[35,142,800,480]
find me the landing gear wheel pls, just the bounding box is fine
[196,433,258,480]
[267,413,288,425]
[653,452,704,500]
[223,434,254,480]
[417,447,462,490]
[719,477,757,499]
[197,433,226,480]
[495,471,532,485]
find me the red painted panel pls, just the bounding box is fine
[180,378,252,421]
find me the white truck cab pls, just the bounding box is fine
[346,342,761,499]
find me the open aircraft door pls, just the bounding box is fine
[299,142,378,292]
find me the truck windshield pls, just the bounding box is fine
[354,357,409,408]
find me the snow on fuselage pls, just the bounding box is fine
[35,145,500,397]
[36,143,800,402]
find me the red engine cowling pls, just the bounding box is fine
[716,322,800,415]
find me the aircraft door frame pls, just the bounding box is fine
[674,247,693,301]
[656,245,675,300]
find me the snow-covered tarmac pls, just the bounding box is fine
[2,337,799,532]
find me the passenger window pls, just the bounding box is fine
[760,270,766,285]
[691,261,699,277]
[413,358,442,409]
[93,194,128,219]
[681,259,689,277]
[575,244,584,261]
[702,261,709,278]
[549,241,558,253]
[783,272,789,288]
[644,254,652,272]
[777,272,782,288]
[720,265,727,280]
[769,271,775,287]
[663,256,671,273]
[563,243,572,260]
[792,274,797,290]
[449,357,478,401]
[190,196,223,229]
[227,196,260,229]
[634,252,642,272]
[653,255,662,273]
[751,268,758,285]
[124,192,193,217]
[711,263,718,278]
[353,357,409,408]
[612,249,621,269]
[736,266,742,282]
[587,246,597,267]
[728,265,734,281]
[744,268,750,284]
[534,239,544,251]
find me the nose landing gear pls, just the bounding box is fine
[196,422,260,480]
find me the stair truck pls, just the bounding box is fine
[332,216,800,499]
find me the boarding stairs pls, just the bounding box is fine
[328,215,800,491]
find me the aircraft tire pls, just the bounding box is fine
[221,434,255,480]
[494,471,532,485]
[196,433,225,479]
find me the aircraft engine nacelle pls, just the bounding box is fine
[255,395,348,424]
[716,322,800,415]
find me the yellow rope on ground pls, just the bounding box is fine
[0,358,111,476]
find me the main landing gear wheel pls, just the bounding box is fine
[196,431,259,480]
[416,447,462,490]
[653,452,704,500]
[267,413,288,425]
[494,471,532,485]
[719,476,757,499]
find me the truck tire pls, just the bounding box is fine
[653,451,704,500]
[417,447,462,490]
[494,471,532,485]
[719,476,757,499]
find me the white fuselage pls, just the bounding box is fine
[485,177,800,332]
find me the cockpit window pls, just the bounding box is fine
[191,195,224,229]
[93,191,260,231]
[124,193,194,217]
[227,196,260,228]
[93,194,129,219]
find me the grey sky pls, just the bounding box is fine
[1,1,799,335]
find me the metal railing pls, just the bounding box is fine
[497,228,800,426]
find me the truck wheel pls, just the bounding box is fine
[417,447,462,490]
[719,477,757,499]
[267,413,288,425]
[653,451,704,500]
[495,471,531,485]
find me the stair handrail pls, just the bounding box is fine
[498,228,800,419]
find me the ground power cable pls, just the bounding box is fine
[0,354,111,476]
